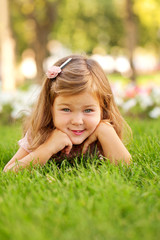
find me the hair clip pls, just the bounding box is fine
[60,57,72,69]
[46,58,72,79]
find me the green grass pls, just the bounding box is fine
[0,118,160,240]
[109,72,160,86]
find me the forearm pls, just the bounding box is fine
[5,144,53,172]
[100,138,131,164]
[98,124,131,164]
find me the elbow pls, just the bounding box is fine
[3,165,12,172]
[112,152,132,166]
[3,162,17,172]
[123,152,132,165]
[3,164,8,172]
[3,166,10,172]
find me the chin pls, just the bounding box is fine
[72,141,83,145]
[71,138,85,145]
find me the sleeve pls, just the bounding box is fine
[18,131,32,153]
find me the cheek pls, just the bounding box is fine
[52,111,61,126]
[53,115,62,125]
[87,116,101,130]
[53,113,69,128]
[95,110,102,123]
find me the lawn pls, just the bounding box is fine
[0,118,160,240]
[109,72,160,86]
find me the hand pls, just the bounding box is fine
[83,120,131,164]
[82,121,108,154]
[44,129,73,155]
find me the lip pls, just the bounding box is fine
[71,130,85,136]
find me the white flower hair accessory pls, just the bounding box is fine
[46,57,72,79]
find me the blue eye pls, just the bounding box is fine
[84,109,93,113]
[62,108,70,112]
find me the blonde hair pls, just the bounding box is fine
[24,54,131,151]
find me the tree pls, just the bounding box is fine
[124,0,137,82]
[133,0,160,48]
[0,0,16,91]
[53,0,124,53]
[8,0,160,85]
[10,0,61,83]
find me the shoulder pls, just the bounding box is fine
[97,121,115,137]
[18,131,32,153]
[101,120,113,127]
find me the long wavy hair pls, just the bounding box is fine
[24,54,131,151]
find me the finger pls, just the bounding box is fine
[65,142,72,155]
[82,134,96,154]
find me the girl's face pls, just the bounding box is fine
[52,91,101,145]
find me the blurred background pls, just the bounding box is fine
[0,0,160,123]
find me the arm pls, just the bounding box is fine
[83,122,131,165]
[3,129,73,172]
[3,147,29,171]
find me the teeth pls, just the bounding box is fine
[73,130,83,132]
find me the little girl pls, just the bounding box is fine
[3,55,131,172]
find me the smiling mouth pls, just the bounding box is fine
[71,130,85,136]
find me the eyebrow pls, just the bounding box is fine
[57,103,71,106]
[57,103,97,107]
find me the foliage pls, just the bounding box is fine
[10,0,60,57]
[113,82,160,119]
[0,84,41,123]
[9,0,160,57]
[53,0,124,53]
[0,119,160,240]
[133,0,160,47]
[0,104,13,125]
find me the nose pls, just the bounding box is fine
[71,113,83,125]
